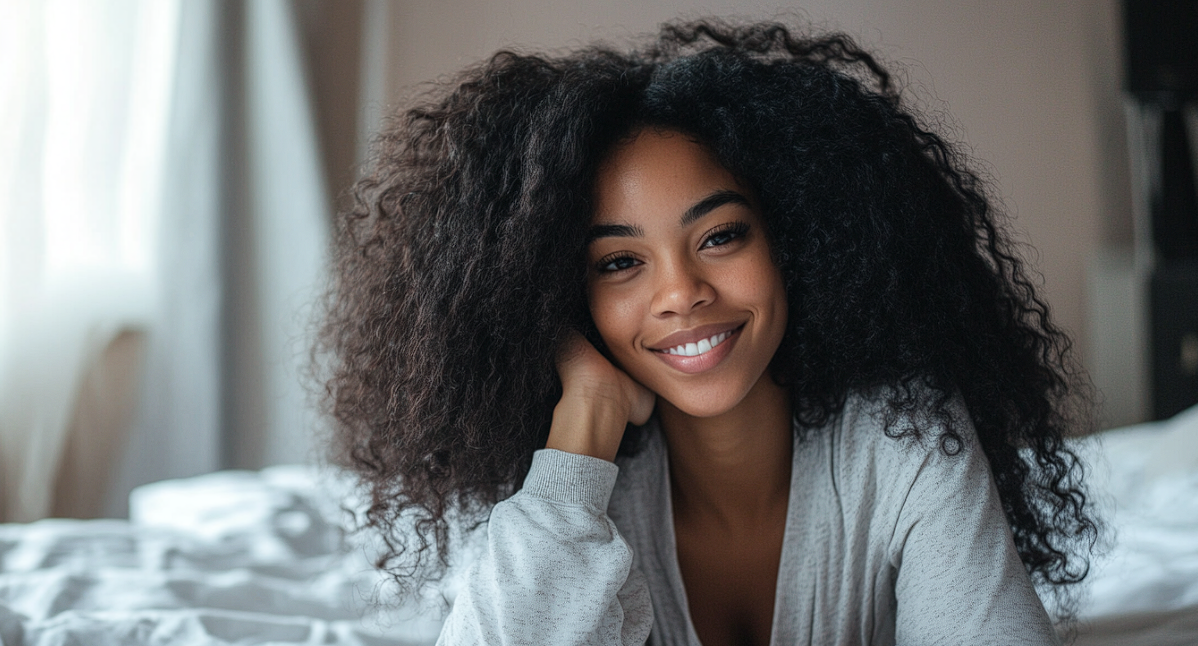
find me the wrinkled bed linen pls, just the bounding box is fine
[0,466,446,646]
[1064,405,1198,646]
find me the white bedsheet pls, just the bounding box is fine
[0,466,445,646]
[1,407,1196,645]
[1066,405,1198,645]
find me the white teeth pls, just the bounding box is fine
[665,330,732,357]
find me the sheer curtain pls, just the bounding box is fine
[0,0,330,521]
[0,0,173,522]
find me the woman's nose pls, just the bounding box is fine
[650,259,715,316]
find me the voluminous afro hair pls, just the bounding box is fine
[318,18,1096,609]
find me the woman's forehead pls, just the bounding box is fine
[591,128,745,226]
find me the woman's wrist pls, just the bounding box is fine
[546,388,629,462]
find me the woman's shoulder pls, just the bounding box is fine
[789,385,1006,579]
[827,383,980,461]
[799,384,989,517]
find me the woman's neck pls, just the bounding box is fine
[659,373,793,527]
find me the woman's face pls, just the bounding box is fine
[587,128,788,418]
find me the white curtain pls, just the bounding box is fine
[0,0,173,522]
[0,0,330,521]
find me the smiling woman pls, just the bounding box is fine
[317,18,1096,646]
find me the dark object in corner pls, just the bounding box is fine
[1150,268,1198,419]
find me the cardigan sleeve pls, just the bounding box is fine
[883,406,1061,646]
[436,449,653,646]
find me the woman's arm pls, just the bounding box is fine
[436,450,653,645]
[436,333,657,645]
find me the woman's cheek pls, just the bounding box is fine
[590,286,646,368]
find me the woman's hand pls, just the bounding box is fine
[546,331,655,462]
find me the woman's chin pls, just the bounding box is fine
[649,365,788,424]
[656,390,748,420]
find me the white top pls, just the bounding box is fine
[436,392,1060,645]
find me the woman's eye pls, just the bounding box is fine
[701,221,750,249]
[596,254,640,273]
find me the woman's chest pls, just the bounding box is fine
[674,518,784,646]
[610,427,898,646]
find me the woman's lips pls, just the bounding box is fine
[651,325,742,374]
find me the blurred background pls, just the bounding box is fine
[0,0,1191,522]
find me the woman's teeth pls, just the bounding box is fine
[665,330,731,357]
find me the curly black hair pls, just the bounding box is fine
[318,18,1096,610]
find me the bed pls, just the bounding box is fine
[1,407,1196,646]
[1061,404,1198,645]
[0,467,449,645]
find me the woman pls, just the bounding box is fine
[319,19,1096,645]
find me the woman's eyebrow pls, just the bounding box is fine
[680,190,751,226]
[586,223,644,243]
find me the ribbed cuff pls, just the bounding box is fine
[521,449,620,509]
